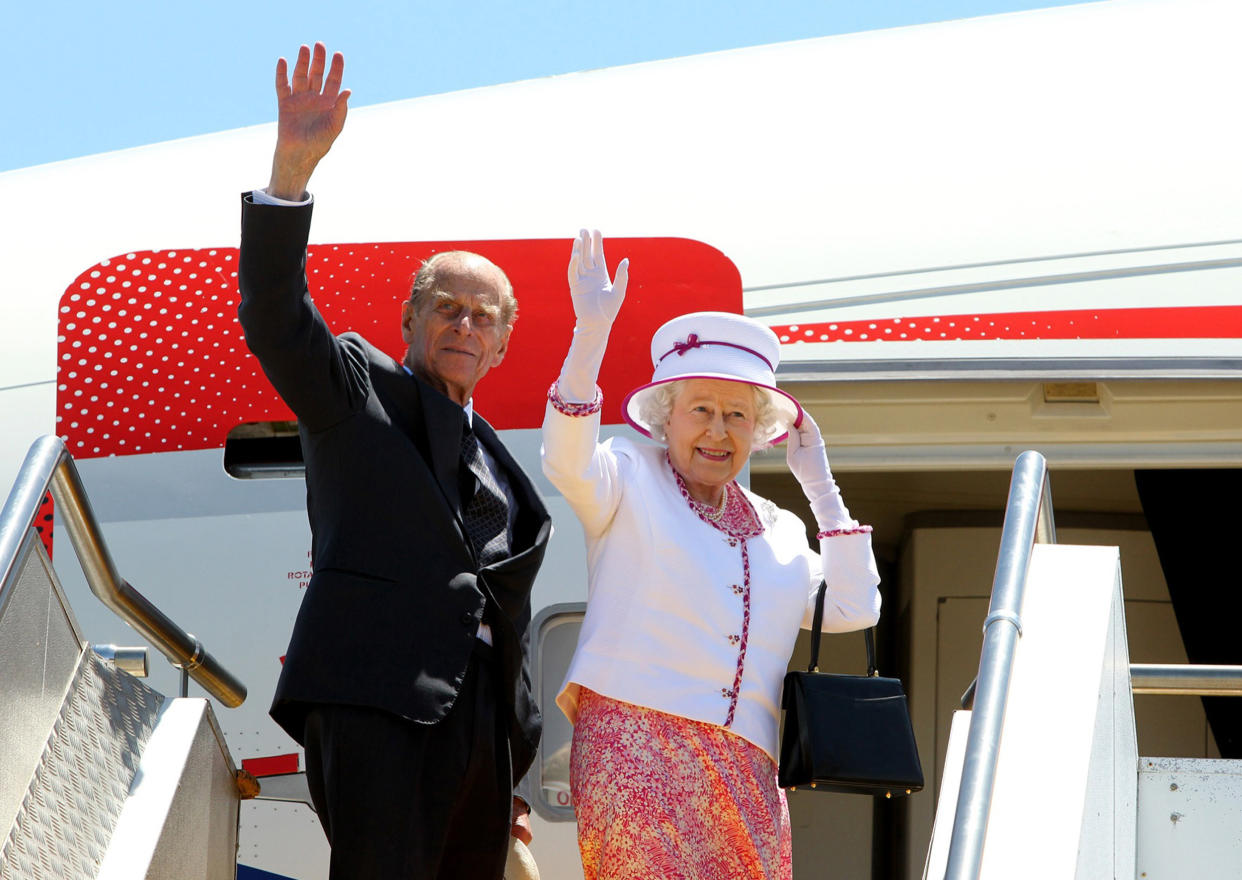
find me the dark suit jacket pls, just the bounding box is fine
[237,194,549,783]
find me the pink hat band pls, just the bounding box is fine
[622,311,803,447]
[657,333,775,372]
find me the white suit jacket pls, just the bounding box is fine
[542,403,881,760]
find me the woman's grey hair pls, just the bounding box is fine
[638,379,783,450]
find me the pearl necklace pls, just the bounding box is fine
[668,456,762,541]
[688,483,729,523]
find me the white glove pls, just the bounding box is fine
[786,412,854,531]
[568,228,629,330]
[557,229,630,402]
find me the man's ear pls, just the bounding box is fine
[490,325,513,367]
[400,301,417,344]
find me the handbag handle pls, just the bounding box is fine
[807,579,878,676]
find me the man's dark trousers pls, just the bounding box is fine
[303,641,511,879]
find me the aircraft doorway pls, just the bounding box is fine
[751,465,1224,880]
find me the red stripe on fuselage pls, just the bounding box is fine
[773,305,1242,343]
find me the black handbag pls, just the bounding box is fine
[778,581,924,797]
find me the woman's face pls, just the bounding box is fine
[664,378,757,504]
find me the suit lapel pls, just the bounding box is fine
[390,375,549,569]
[415,378,469,517]
[383,358,469,521]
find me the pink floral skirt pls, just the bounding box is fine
[570,688,792,880]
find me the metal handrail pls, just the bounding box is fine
[943,450,1054,880]
[0,435,246,707]
[1131,664,1242,696]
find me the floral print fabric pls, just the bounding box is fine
[571,688,793,880]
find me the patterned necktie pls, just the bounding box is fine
[460,425,512,567]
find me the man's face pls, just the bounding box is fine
[401,256,511,406]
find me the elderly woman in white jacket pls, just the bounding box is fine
[541,230,881,880]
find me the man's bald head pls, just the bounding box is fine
[408,251,517,327]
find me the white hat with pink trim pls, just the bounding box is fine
[621,311,802,447]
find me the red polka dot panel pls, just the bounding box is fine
[56,238,743,460]
[35,493,54,560]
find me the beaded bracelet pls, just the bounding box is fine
[547,381,603,417]
[816,524,874,540]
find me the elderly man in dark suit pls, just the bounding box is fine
[237,43,550,880]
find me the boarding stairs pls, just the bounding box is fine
[923,451,1242,879]
[0,437,252,879]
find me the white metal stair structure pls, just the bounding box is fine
[0,436,250,880]
[924,451,1242,879]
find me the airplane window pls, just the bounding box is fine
[223,421,304,479]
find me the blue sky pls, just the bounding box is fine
[7,0,1096,173]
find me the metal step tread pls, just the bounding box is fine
[1,651,163,880]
